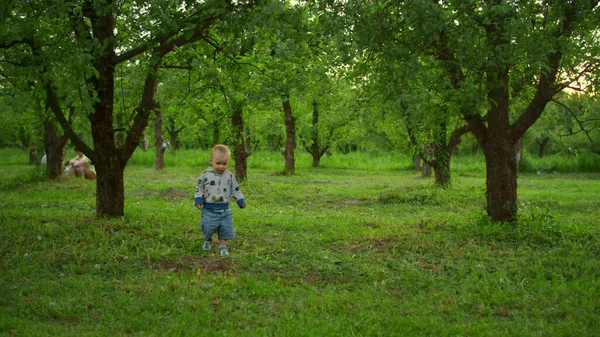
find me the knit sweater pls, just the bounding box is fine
[194,167,245,210]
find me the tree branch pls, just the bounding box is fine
[551,99,595,144]
[44,82,94,160]
[512,2,597,140]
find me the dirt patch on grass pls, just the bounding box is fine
[130,190,157,196]
[161,187,188,198]
[129,187,188,198]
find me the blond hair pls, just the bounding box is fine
[211,144,231,158]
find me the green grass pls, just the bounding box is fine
[1,149,599,336]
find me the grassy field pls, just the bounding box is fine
[1,149,599,336]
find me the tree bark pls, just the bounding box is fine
[422,162,432,178]
[212,118,221,145]
[165,116,184,151]
[433,157,450,186]
[310,100,320,168]
[471,144,478,155]
[28,144,38,165]
[154,103,165,170]
[38,97,68,178]
[483,68,518,222]
[537,137,549,158]
[309,100,328,168]
[282,94,296,174]
[413,155,421,171]
[485,136,518,223]
[515,138,523,170]
[86,2,125,217]
[422,143,433,178]
[43,118,68,178]
[431,144,450,185]
[232,101,250,181]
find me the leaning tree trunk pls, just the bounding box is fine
[43,118,68,178]
[154,104,166,170]
[430,122,469,187]
[282,94,296,174]
[40,98,69,178]
[432,150,450,186]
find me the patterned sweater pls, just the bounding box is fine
[194,167,245,210]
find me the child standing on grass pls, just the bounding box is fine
[194,144,246,256]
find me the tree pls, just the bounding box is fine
[327,0,600,222]
[255,4,318,174]
[1,0,262,217]
[0,77,70,177]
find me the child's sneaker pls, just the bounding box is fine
[219,246,229,256]
[202,241,212,251]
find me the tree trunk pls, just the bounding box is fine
[165,117,184,151]
[212,119,221,145]
[537,137,549,158]
[432,145,451,186]
[39,98,68,178]
[95,158,126,217]
[422,143,433,178]
[282,94,296,174]
[515,137,523,170]
[232,101,249,181]
[422,163,432,177]
[115,115,125,147]
[154,104,165,170]
[43,118,68,178]
[28,144,38,165]
[413,155,421,171]
[433,157,450,186]
[170,132,179,151]
[484,137,518,223]
[483,69,517,222]
[84,2,158,217]
[310,100,321,168]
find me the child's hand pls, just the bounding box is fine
[195,204,202,209]
[240,204,246,209]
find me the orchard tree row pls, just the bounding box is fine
[1,0,599,222]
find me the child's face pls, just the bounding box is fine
[210,152,230,174]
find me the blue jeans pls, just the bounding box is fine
[200,208,235,241]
